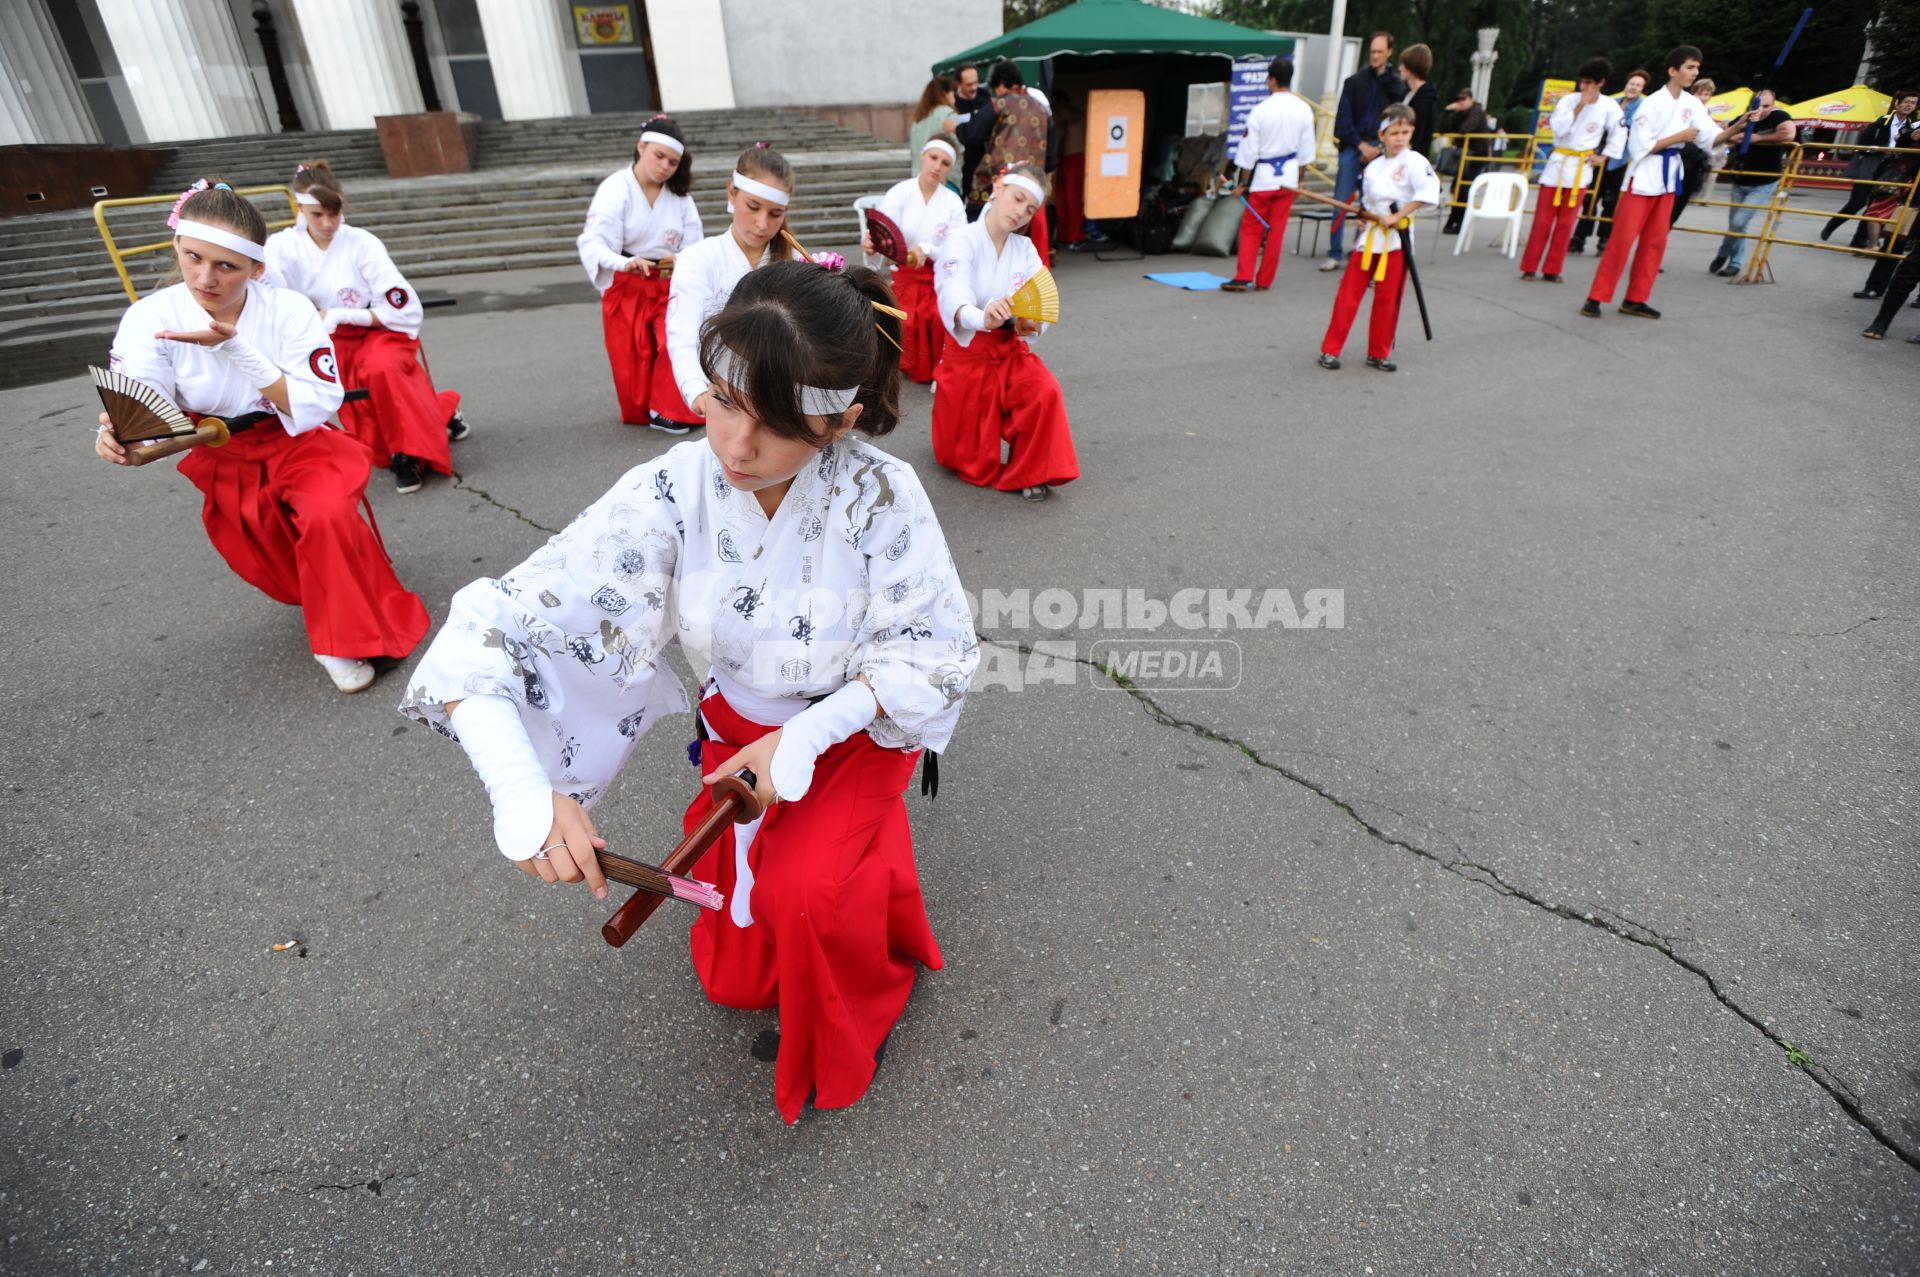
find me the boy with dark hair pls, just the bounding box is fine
[1581,45,1712,320]
[1221,57,1318,292]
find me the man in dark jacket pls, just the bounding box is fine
[952,63,997,222]
[1440,88,1493,233]
[1323,31,1405,270]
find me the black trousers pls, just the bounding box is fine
[1572,165,1626,247]
[1824,181,1880,245]
[1867,237,1920,330]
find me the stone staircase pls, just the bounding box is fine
[2,110,910,389]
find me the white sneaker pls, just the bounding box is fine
[315,654,376,694]
[1318,258,1343,272]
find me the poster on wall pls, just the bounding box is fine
[1085,89,1145,219]
[1225,55,1271,153]
[574,5,634,46]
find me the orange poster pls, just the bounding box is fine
[1084,89,1146,220]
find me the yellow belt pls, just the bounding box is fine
[1357,217,1411,282]
[1549,147,1597,206]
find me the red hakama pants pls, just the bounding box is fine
[1587,191,1673,306]
[1520,185,1585,276]
[890,261,944,384]
[1235,188,1299,288]
[930,329,1079,491]
[1057,154,1086,244]
[330,326,457,474]
[601,270,696,425]
[1320,249,1408,361]
[1025,203,1052,267]
[177,425,428,660]
[688,692,942,1124]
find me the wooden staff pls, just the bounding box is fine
[600,769,764,948]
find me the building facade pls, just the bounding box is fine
[0,0,996,145]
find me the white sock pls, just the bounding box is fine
[314,654,366,675]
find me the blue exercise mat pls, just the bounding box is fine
[1144,271,1229,291]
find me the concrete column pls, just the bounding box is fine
[1319,0,1349,104]
[473,0,579,121]
[95,0,267,141]
[0,0,100,145]
[285,0,422,130]
[652,0,735,111]
[1470,27,1500,109]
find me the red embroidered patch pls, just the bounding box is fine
[385,286,408,309]
[310,348,338,382]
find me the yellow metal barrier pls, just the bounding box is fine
[93,185,299,303]
[1421,134,1918,283]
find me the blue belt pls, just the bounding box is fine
[1659,145,1685,192]
[1256,151,1301,180]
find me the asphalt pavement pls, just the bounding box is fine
[2,210,1916,1275]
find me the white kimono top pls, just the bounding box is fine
[664,234,803,409]
[109,280,343,435]
[576,167,705,294]
[399,439,980,809]
[1232,91,1318,191]
[875,177,967,261]
[1538,93,1626,191]
[1624,86,1716,196]
[264,222,426,339]
[1352,149,1442,254]
[934,219,1049,348]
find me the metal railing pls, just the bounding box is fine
[92,186,299,302]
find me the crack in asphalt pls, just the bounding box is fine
[310,1170,415,1196]
[450,471,559,535]
[980,634,1920,1175]
[1763,615,1892,639]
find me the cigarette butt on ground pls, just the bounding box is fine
[270,941,301,953]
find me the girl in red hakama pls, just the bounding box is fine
[98,180,427,694]
[864,136,967,383]
[931,164,1079,501]
[265,161,465,494]
[577,116,705,431]
[403,261,978,1123]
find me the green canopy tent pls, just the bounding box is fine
[933,0,1290,72]
[932,0,1294,236]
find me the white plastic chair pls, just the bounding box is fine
[1452,171,1528,258]
[853,194,886,268]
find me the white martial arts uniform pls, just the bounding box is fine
[874,178,967,262]
[1537,93,1627,193]
[265,222,425,339]
[1232,91,1318,191]
[1349,149,1443,257]
[110,280,343,430]
[1624,85,1716,197]
[576,167,705,294]
[933,219,1049,347]
[664,234,803,410]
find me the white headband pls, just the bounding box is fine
[174,218,267,263]
[731,170,791,207]
[922,136,958,159]
[710,345,858,417]
[640,130,685,156]
[1001,173,1045,204]
[293,192,323,207]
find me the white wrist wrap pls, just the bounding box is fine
[769,681,879,802]
[217,333,282,390]
[337,307,374,327]
[450,695,555,860]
